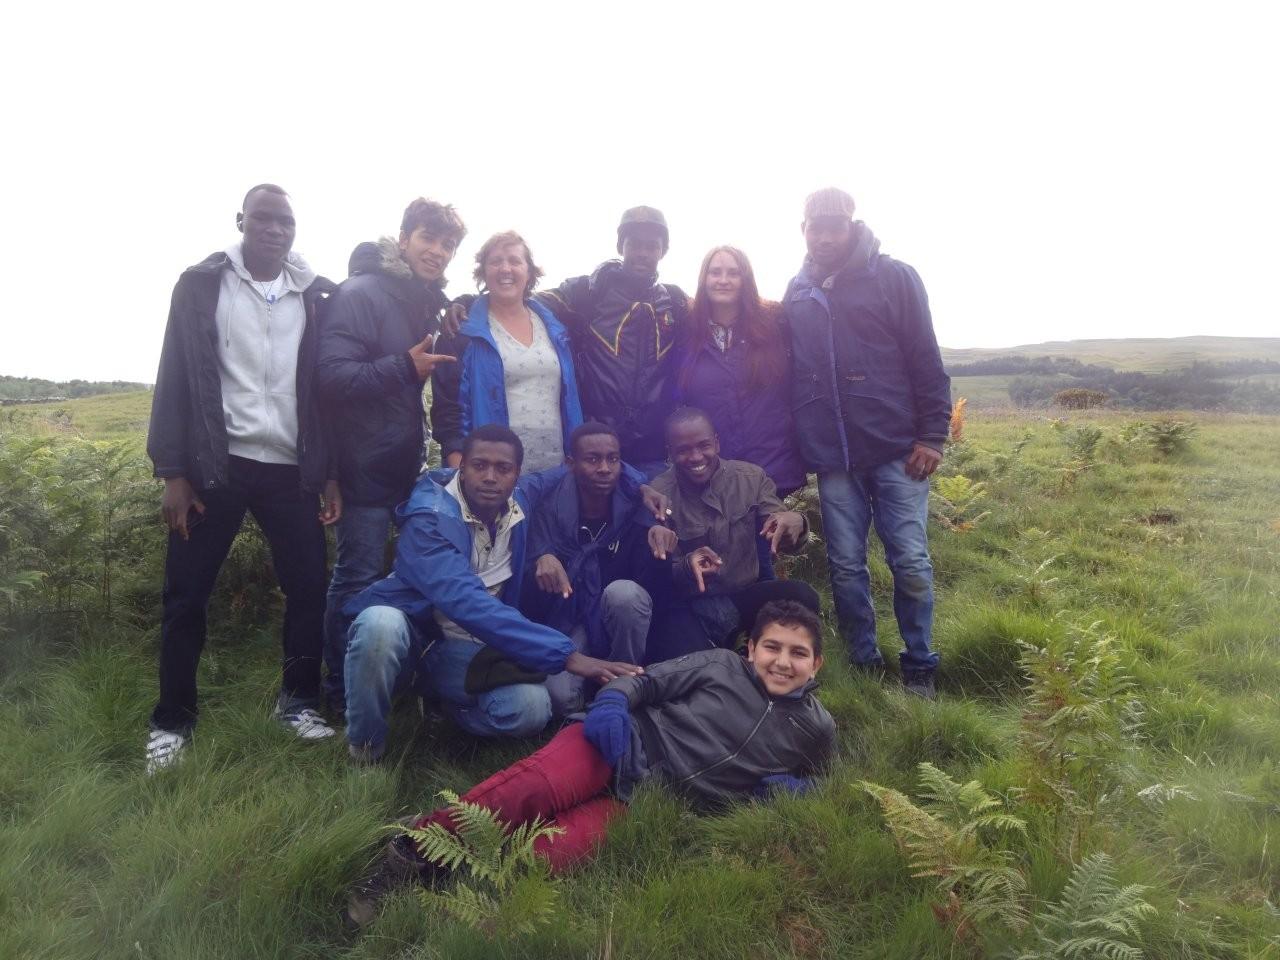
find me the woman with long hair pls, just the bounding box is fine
[431,230,584,472]
[673,245,806,495]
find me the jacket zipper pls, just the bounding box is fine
[811,287,852,471]
[675,700,773,786]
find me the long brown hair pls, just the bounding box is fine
[681,245,786,391]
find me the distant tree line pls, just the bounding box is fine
[0,376,150,401]
[947,356,1280,412]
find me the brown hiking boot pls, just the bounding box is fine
[344,835,425,928]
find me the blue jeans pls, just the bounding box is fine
[344,606,552,754]
[817,457,939,675]
[323,505,394,705]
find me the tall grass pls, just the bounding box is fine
[2,396,1280,957]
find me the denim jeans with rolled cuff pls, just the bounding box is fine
[816,455,940,677]
[344,605,553,756]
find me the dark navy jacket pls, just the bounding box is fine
[346,466,575,674]
[537,261,689,465]
[784,223,951,473]
[315,239,448,507]
[672,328,807,495]
[522,472,665,658]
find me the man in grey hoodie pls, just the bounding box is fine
[145,184,340,773]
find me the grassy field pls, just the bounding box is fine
[941,335,1280,371]
[3,394,1280,958]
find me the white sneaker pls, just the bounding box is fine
[275,706,336,741]
[145,729,187,775]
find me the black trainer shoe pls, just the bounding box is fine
[902,672,937,701]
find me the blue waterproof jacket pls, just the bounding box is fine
[784,222,951,473]
[345,466,575,674]
[430,296,584,459]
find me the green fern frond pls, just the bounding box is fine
[407,789,566,941]
[1015,853,1155,959]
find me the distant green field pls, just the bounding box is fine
[2,390,152,439]
[942,335,1280,372]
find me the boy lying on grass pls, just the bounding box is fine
[347,598,835,925]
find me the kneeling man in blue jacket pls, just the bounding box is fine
[343,424,656,762]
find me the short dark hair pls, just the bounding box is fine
[400,198,467,243]
[750,600,823,656]
[473,230,545,299]
[568,421,620,457]
[242,183,288,210]
[663,405,714,441]
[461,424,524,469]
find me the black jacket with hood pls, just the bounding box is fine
[537,261,689,465]
[316,238,450,508]
[603,647,836,809]
[147,252,336,494]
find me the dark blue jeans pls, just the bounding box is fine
[322,504,394,705]
[817,456,939,675]
[151,457,327,733]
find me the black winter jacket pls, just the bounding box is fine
[147,252,336,493]
[316,239,449,508]
[604,648,836,809]
[784,223,952,473]
[537,261,689,464]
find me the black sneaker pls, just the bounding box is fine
[345,835,425,928]
[903,672,937,701]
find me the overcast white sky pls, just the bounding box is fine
[4,1,1276,383]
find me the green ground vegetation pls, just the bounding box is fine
[2,393,1280,958]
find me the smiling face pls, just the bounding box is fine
[569,431,622,501]
[748,622,823,696]
[802,215,853,273]
[667,414,720,488]
[702,249,744,314]
[482,242,531,306]
[239,189,295,271]
[399,226,459,283]
[458,439,520,516]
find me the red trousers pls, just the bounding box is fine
[414,723,625,874]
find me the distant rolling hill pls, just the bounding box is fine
[942,336,1280,373]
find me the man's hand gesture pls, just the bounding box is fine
[408,333,455,382]
[535,554,573,598]
[686,546,723,593]
[760,510,806,555]
[638,484,672,523]
[648,525,678,560]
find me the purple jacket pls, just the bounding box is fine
[672,335,807,495]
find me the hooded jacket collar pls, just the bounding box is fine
[796,220,882,290]
[353,236,447,305]
[590,258,660,296]
[223,242,316,293]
